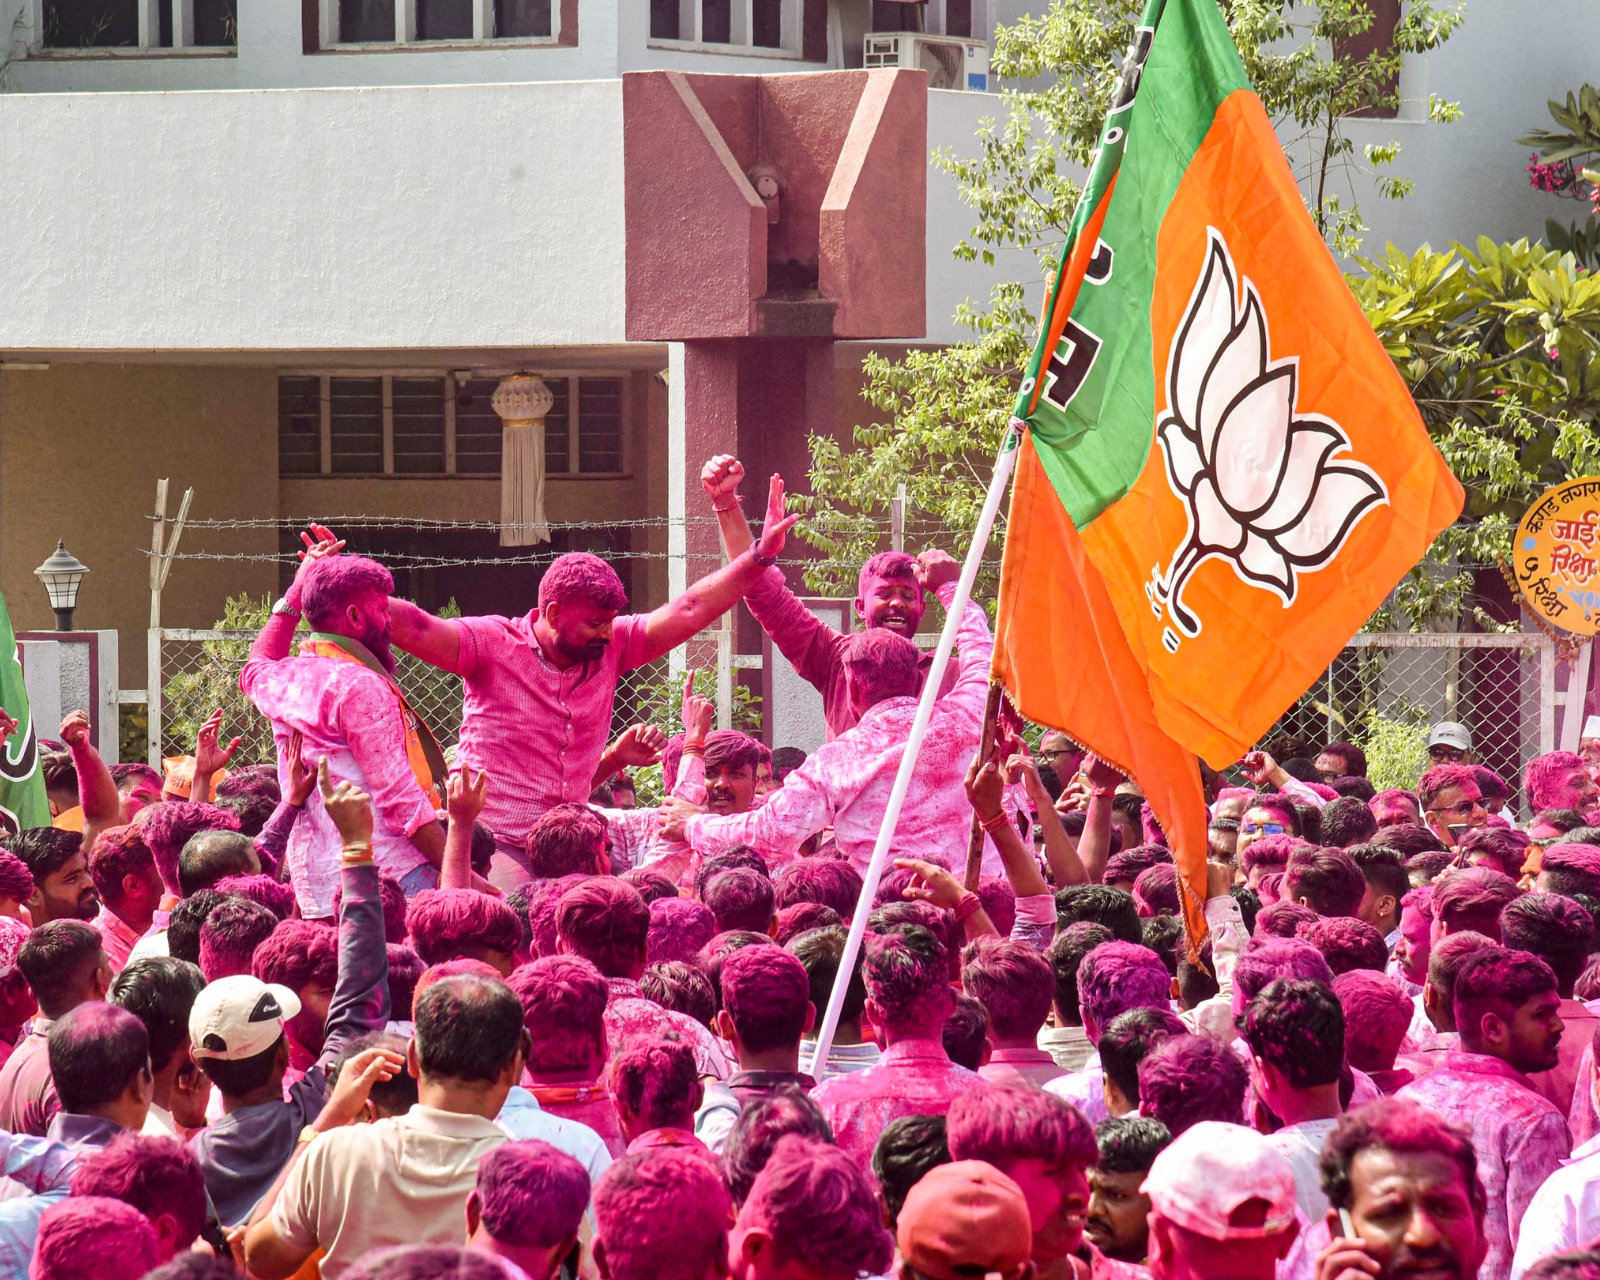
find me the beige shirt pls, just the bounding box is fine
[271,1105,508,1278]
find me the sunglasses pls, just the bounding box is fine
[1240,821,1286,836]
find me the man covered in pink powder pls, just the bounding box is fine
[702,453,968,739]
[1396,946,1572,1280]
[1525,751,1600,824]
[658,594,993,875]
[242,529,448,917]
[378,474,797,887]
[809,924,981,1168]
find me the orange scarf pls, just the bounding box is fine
[299,633,448,809]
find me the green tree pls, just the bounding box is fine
[797,0,1462,604]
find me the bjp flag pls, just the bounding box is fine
[992,0,1462,943]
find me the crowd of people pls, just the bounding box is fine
[6,453,1600,1280]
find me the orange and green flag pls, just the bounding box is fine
[992,0,1463,943]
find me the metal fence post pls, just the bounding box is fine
[147,629,162,769]
[1540,635,1558,754]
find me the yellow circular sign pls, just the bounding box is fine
[1515,477,1600,635]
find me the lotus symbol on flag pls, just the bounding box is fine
[1149,230,1387,644]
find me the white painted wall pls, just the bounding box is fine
[0,79,630,350]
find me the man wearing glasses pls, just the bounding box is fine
[1425,722,1474,766]
[1416,763,1489,851]
[1037,732,1084,791]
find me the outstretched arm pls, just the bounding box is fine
[61,712,119,849]
[315,763,391,1066]
[441,764,487,891]
[386,598,464,673]
[641,474,799,661]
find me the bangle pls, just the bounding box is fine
[340,841,372,864]
[749,547,777,568]
[979,810,1010,833]
[953,892,982,923]
[682,738,706,755]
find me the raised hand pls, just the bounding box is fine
[195,709,242,777]
[913,549,961,595]
[288,523,346,599]
[58,711,90,750]
[1083,754,1125,791]
[681,671,715,740]
[0,710,18,746]
[446,762,489,825]
[964,750,1007,821]
[320,1045,405,1130]
[611,724,667,769]
[754,474,800,561]
[700,455,745,507]
[318,758,374,847]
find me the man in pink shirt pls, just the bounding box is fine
[810,924,981,1168]
[383,475,797,886]
[702,453,961,740]
[962,937,1065,1089]
[658,596,992,874]
[241,548,445,917]
[83,826,163,972]
[1396,946,1572,1280]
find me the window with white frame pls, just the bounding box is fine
[278,374,628,478]
[649,0,797,52]
[32,0,234,51]
[323,0,555,45]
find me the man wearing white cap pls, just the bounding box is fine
[1427,723,1473,766]
[1144,1119,1301,1280]
[189,771,392,1227]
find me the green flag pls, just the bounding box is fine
[0,593,49,834]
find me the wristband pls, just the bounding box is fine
[979,810,1010,833]
[682,738,706,755]
[751,549,777,568]
[1089,787,1117,799]
[340,840,373,864]
[711,497,742,513]
[953,892,982,923]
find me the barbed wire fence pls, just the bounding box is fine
[137,485,1591,816]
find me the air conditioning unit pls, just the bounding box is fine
[863,32,989,92]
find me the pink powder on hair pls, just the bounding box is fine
[647,897,716,966]
[85,826,153,905]
[1076,941,1171,1036]
[774,902,842,947]
[332,874,409,943]
[856,551,918,600]
[139,801,241,870]
[555,878,651,978]
[1132,864,1179,917]
[961,937,1055,1042]
[405,888,522,967]
[300,556,394,630]
[527,804,608,879]
[621,868,678,906]
[1296,916,1388,975]
[213,874,297,921]
[1331,971,1412,1072]
[1234,937,1334,1005]
[860,927,949,1029]
[528,873,590,958]
[0,851,33,905]
[1430,866,1521,940]
[1240,833,1309,876]
[593,1148,733,1280]
[1254,901,1318,939]
[947,1083,1098,1168]
[739,1134,894,1278]
[476,1139,591,1248]
[610,1035,700,1128]
[387,944,425,1017]
[507,955,610,1073]
[1525,751,1588,813]
[69,1131,208,1251]
[839,629,922,707]
[253,918,338,993]
[703,868,776,935]
[1415,763,1479,811]
[975,877,1016,936]
[32,1196,160,1280]
[199,897,279,981]
[1137,1033,1249,1134]
[720,945,811,1053]
[703,730,766,778]
[537,552,627,610]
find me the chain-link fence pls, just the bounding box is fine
[1252,632,1560,803]
[148,628,754,767]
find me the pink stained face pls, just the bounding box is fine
[705,763,757,815]
[1423,784,1486,846]
[117,780,163,824]
[855,574,924,638]
[1395,904,1432,986]
[1002,1157,1091,1264]
[1371,795,1421,829]
[1551,765,1600,813]
[547,600,619,665]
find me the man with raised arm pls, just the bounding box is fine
[382,475,797,887]
[702,454,971,740]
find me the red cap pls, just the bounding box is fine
[896,1160,1033,1280]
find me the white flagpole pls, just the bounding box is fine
[809,422,1023,1075]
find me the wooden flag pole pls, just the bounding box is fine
[809,424,1021,1077]
[963,682,1005,891]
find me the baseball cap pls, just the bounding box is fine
[1428,722,1472,752]
[189,974,301,1061]
[1142,1121,1296,1241]
[1583,715,1600,742]
[897,1160,1033,1280]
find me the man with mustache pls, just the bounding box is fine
[382,473,797,888]
[701,454,967,740]
[1315,1097,1487,1280]
[1085,1116,1170,1266]
[243,535,446,918]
